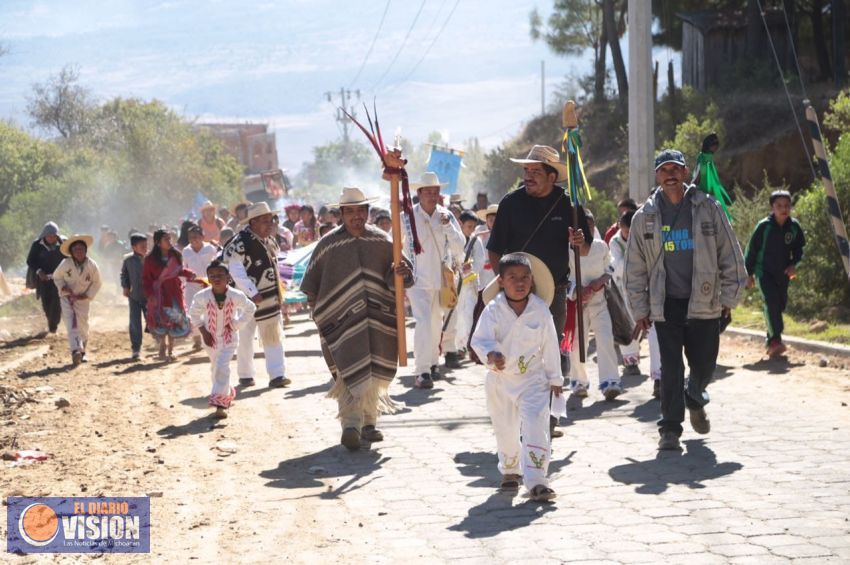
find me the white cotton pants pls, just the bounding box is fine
[569,294,619,388]
[407,288,454,374]
[207,343,238,397]
[486,372,552,490]
[338,391,379,431]
[236,315,286,381]
[619,322,662,379]
[60,297,90,353]
[454,283,478,351]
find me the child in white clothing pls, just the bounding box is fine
[188,260,256,419]
[471,253,562,502]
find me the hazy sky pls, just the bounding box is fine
[0,1,677,174]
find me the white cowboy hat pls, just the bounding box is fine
[510,145,570,183]
[329,186,379,208]
[449,193,463,204]
[60,234,94,257]
[481,252,555,307]
[240,202,279,224]
[410,171,449,191]
[476,204,499,222]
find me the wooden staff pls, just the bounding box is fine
[563,100,586,363]
[384,149,408,366]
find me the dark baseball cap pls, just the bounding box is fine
[654,149,686,170]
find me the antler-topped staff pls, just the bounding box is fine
[341,103,422,366]
[562,100,592,364]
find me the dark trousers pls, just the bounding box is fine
[38,282,61,333]
[757,274,788,342]
[129,298,147,353]
[655,298,719,437]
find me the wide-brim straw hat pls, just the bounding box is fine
[60,234,94,257]
[476,204,499,221]
[449,194,463,204]
[410,171,449,191]
[481,252,555,307]
[240,202,279,224]
[510,145,570,183]
[328,186,379,208]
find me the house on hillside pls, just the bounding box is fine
[678,9,788,91]
[195,123,288,202]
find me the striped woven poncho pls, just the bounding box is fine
[301,224,412,415]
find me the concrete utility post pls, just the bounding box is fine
[628,0,654,202]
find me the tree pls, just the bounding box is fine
[27,65,95,140]
[602,0,627,107]
[0,121,66,217]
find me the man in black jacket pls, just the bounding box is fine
[26,222,65,333]
[487,145,591,437]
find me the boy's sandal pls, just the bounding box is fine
[500,474,521,491]
[530,484,556,502]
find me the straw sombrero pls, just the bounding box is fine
[510,145,569,184]
[476,204,499,222]
[240,202,279,224]
[481,252,555,306]
[60,234,94,257]
[328,186,379,208]
[410,171,449,190]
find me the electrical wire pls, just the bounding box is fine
[349,0,392,89]
[756,0,817,181]
[370,0,427,92]
[393,0,461,88]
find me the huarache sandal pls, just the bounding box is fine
[529,484,556,502]
[211,407,228,419]
[500,474,521,491]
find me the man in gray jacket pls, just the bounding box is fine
[625,149,747,450]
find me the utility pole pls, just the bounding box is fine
[628,0,654,202]
[541,60,545,115]
[325,87,361,147]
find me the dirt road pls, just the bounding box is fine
[2,293,849,563]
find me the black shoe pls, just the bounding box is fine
[444,352,461,369]
[341,427,361,451]
[415,373,434,389]
[430,365,441,381]
[239,378,256,387]
[361,425,384,442]
[269,376,291,388]
[688,407,711,434]
[652,379,660,399]
[658,431,681,450]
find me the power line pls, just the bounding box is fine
[348,0,392,89]
[756,0,817,181]
[392,0,460,88]
[370,0,427,92]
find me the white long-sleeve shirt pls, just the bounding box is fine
[609,231,628,289]
[183,243,219,279]
[188,287,256,347]
[53,257,102,299]
[408,203,466,290]
[462,235,486,290]
[471,292,563,386]
[568,239,614,304]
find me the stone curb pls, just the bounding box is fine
[726,325,850,358]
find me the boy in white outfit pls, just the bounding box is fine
[188,261,257,419]
[471,253,561,502]
[610,210,662,398]
[183,224,219,349]
[454,211,486,353]
[53,235,102,365]
[567,212,622,401]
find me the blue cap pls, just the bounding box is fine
[654,149,686,170]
